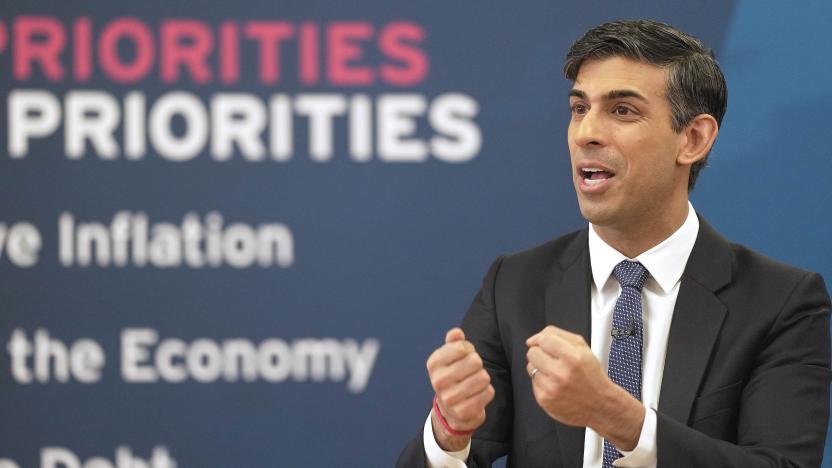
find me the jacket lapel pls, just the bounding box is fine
[544,229,592,467]
[658,218,732,424]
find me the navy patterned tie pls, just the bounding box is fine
[602,260,649,468]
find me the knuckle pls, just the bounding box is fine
[463,340,475,351]
[428,369,440,384]
[430,379,443,393]
[463,352,474,365]
[431,373,450,391]
[442,391,460,407]
[568,358,580,374]
[475,413,486,427]
[445,391,463,408]
[486,384,496,400]
[484,396,494,409]
[472,372,487,389]
[476,389,492,408]
[447,403,468,420]
[455,399,472,415]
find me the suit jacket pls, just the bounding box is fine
[397,218,831,467]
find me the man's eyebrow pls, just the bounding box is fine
[568,89,649,103]
[606,89,649,102]
[568,89,587,99]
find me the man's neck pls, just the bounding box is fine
[593,201,690,259]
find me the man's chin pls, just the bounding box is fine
[577,200,616,226]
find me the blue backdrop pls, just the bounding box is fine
[0,0,829,466]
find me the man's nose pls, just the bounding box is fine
[571,109,607,147]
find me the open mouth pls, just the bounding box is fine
[580,167,616,186]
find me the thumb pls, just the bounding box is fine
[445,327,465,344]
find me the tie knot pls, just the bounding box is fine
[613,260,649,290]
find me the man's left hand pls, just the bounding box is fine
[526,325,644,451]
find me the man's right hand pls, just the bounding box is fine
[427,328,495,451]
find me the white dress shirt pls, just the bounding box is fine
[425,203,699,468]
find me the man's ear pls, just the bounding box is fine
[677,114,719,166]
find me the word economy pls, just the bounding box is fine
[7,328,380,393]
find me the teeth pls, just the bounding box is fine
[584,168,603,172]
[585,178,605,186]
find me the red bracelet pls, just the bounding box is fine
[432,395,474,437]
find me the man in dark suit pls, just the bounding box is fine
[398,20,831,467]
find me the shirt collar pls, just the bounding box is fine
[587,201,700,294]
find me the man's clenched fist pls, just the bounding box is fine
[427,328,495,451]
[525,325,644,451]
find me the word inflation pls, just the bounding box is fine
[59,211,293,269]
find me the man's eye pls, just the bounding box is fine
[613,105,634,116]
[571,104,587,114]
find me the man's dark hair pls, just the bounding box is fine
[563,20,727,191]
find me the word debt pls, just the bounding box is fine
[2,16,427,85]
[8,90,481,162]
[59,211,294,269]
[6,328,380,393]
[0,446,175,468]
